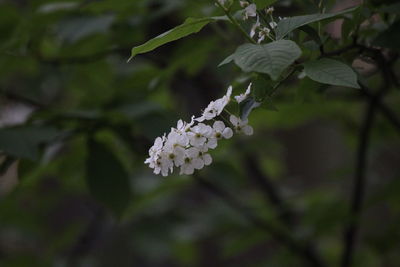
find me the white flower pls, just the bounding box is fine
[197,145,213,166]
[145,82,257,176]
[196,86,232,122]
[235,83,252,103]
[269,16,286,29]
[175,117,194,134]
[266,7,274,14]
[243,3,257,20]
[180,147,204,175]
[153,152,173,177]
[188,123,212,147]
[218,0,227,5]
[257,27,270,43]
[145,135,166,170]
[148,136,164,156]
[163,143,186,167]
[166,130,188,147]
[207,120,233,149]
[230,115,254,136]
[239,1,249,8]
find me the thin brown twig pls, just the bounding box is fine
[243,153,295,225]
[341,47,392,267]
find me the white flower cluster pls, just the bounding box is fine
[145,85,254,176]
[239,3,285,44]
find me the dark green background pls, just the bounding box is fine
[0,0,399,266]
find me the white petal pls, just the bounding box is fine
[177,120,183,130]
[243,125,254,135]
[198,145,209,153]
[239,117,249,126]
[195,116,205,122]
[245,83,252,95]
[174,147,185,166]
[245,4,257,17]
[192,158,204,170]
[190,136,206,147]
[187,147,200,158]
[234,94,245,103]
[207,138,218,149]
[230,115,239,125]
[222,127,233,139]
[180,164,194,175]
[161,168,169,177]
[203,154,212,166]
[213,121,225,132]
[226,86,232,98]
[178,134,189,146]
[269,21,277,29]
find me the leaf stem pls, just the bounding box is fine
[269,68,298,97]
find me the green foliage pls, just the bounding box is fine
[275,6,358,39]
[253,0,277,9]
[303,58,360,88]
[373,20,400,52]
[0,126,59,160]
[85,136,131,217]
[223,41,301,80]
[0,0,399,266]
[129,16,226,61]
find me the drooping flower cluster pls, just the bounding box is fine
[145,85,254,176]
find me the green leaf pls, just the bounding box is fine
[231,40,301,80]
[86,137,131,217]
[275,6,359,39]
[128,17,225,61]
[299,25,321,44]
[303,58,360,88]
[0,126,59,160]
[218,53,235,67]
[252,75,273,101]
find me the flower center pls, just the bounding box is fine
[184,157,191,163]
[215,132,222,138]
[169,154,175,159]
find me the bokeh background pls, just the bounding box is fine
[0,0,399,266]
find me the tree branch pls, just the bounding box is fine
[243,153,295,225]
[360,83,400,133]
[340,94,377,267]
[341,48,392,267]
[193,174,326,267]
[0,89,45,108]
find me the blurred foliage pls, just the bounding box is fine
[0,0,399,266]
